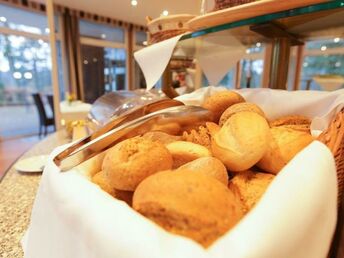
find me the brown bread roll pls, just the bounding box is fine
[178,157,228,185]
[269,115,311,127]
[228,170,275,213]
[102,137,173,191]
[133,170,244,247]
[212,111,270,171]
[256,127,314,174]
[92,171,133,206]
[142,131,181,145]
[202,91,245,122]
[182,122,220,149]
[166,141,211,169]
[219,102,265,127]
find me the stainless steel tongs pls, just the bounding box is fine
[54,99,213,171]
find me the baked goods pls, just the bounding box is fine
[219,102,265,126]
[147,14,195,44]
[151,122,181,135]
[229,170,275,213]
[143,131,181,145]
[102,137,173,191]
[92,171,133,206]
[182,122,220,149]
[92,170,115,196]
[178,157,228,185]
[212,111,270,171]
[133,170,244,247]
[257,127,314,174]
[270,115,311,133]
[270,115,311,127]
[166,141,211,168]
[202,91,245,122]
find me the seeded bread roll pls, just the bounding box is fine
[133,170,244,247]
[219,102,265,127]
[228,170,274,213]
[92,171,133,206]
[202,91,245,122]
[178,157,228,185]
[257,127,314,174]
[102,137,173,191]
[182,122,220,149]
[143,131,181,145]
[212,111,270,171]
[166,141,212,169]
[269,115,311,127]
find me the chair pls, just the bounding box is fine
[32,93,55,137]
[47,94,55,118]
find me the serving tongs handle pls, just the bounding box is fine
[54,102,212,171]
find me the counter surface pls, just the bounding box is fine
[0,132,68,258]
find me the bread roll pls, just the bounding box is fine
[212,112,270,171]
[269,115,311,127]
[166,141,211,168]
[182,122,220,149]
[102,137,173,191]
[133,170,243,247]
[178,157,228,185]
[143,131,180,145]
[229,170,274,213]
[202,91,245,122]
[219,102,265,126]
[92,171,133,206]
[257,127,314,174]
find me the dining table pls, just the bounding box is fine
[0,131,69,258]
[1,130,344,258]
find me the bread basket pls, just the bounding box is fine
[319,108,344,207]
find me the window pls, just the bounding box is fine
[135,31,147,46]
[0,4,61,138]
[300,38,344,90]
[0,4,57,34]
[79,20,124,42]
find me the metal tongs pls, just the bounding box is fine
[54,99,213,171]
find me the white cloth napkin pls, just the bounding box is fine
[23,88,341,258]
[134,32,245,89]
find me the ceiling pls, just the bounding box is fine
[35,0,202,26]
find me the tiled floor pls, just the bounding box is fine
[0,135,41,179]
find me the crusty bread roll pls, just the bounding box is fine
[133,170,244,247]
[228,170,274,213]
[182,122,220,149]
[270,115,311,133]
[142,131,181,145]
[178,157,228,185]
[151,122,181,135]
[269,115,311,127]
[202,91,245,122]
[92,171,133,206]
[212,112,270,171]
[219,102,265,127]
[102,137,173,191]
[257,127,314,174]
[166,141,211,168]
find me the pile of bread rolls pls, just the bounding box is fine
[92,90,314,247]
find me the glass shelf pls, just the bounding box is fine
[181,1,344,41]
[163,1,344,91]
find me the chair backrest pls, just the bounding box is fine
[47,94,55,118]
[32,93,48,124]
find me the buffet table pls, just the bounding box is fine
[0,132,69,258]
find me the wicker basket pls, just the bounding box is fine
[318,108,344,207]
[213,0,256,11]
